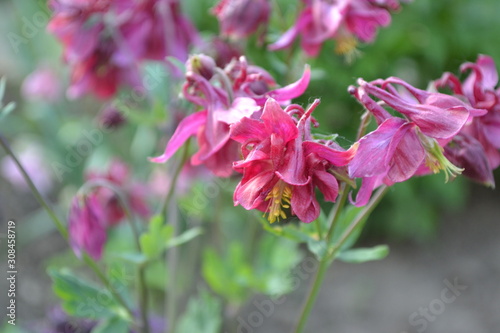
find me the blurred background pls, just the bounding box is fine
[0,0,499,332]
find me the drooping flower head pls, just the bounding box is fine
[269,0,405,57]
[68,194,107,260]
[85,159,150,226]
[433,55,500,180]
[348,77,487,206]
[48,0,199,99]
[212,0,271,42]
[231,98,357,223]
[150,55,311,177]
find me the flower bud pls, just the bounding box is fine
[186,54,216,80]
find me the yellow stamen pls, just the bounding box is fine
[264,181,292,224]
[423,138,463,182]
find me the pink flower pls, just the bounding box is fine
[231,98,356,223]
[434,55,500,171]
[21,67,61,102]
[151,55,311,177]
[443,133,495,187]
[212,0,270,40]
[348,77,486,206]
[68,194,107,260]
[48,0,199,99]
[269,0,402,57]
[1,144,54,195]
[86,159,150,226]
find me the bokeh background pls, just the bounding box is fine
[1,0,499,332]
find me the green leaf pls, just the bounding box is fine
[48,268,130,321]
[92,317,129,333]
[165,227,203,249]
[139,215,173,259]
[337,245,389,264]
[175,290,222,333]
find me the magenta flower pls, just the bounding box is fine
[68,194,107,260]
[231,98,356,223]
[151,55,311,177]
[48,0,199,99]
[212,0,270,41]
[269,0,402,57]
[434,55,500,171]
[86,159,150,226]
[348,77,486,206]
[443,133,495,187]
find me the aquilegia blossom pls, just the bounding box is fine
[231,98,357,223]
[85,159,150,226]
[68,194,107,260]
[433,55,500,186]
[150,55,311,177]
[48,0,198,99]
[348,77,487,206]
[212,0,270,41]
[269,0,404,57]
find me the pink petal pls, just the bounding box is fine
[291,184,319,223]
[348,117,406,178]
[303,141,357,166]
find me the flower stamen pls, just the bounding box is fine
[264,181,292,223]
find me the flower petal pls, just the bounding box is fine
[149,110,208,163]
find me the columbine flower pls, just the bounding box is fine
[150,55,311,177]
[48,0,199,98]
[86,159,150,226]
[212,0,270,41]
[348,77,486,206]
[434,55,500,172]
[269,0,403,57]
[444,133,495,187]
[231,98,356,223]
[68,194,107,260]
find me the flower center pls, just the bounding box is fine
[264,180,292,224]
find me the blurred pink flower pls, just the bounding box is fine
[68,194,107,260]
[212,0,270,40]
[21,67,61,102]
[86,159,150,226]
[434,55,500,173]
[48,0,199,99]
[269,0,403,57]
[1,145,54,195]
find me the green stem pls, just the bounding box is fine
[0,135,68,239]
[158,138,191,217]
[0,135,137,325]
[293,185,389,333]
[160,140,190,333]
